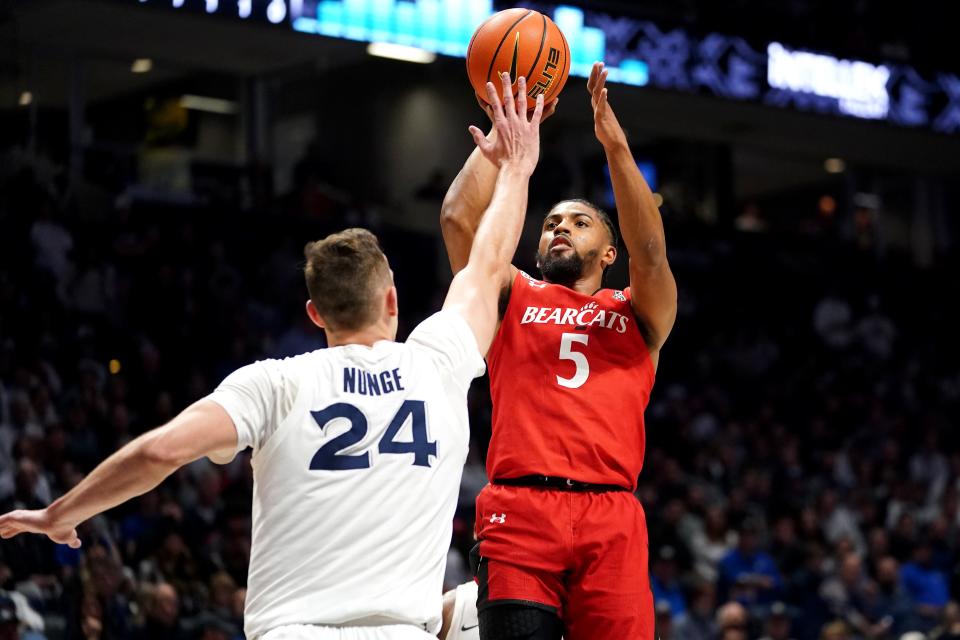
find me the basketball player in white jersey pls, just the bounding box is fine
[0,74,544,640]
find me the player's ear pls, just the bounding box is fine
[601,244,617,269]
[385,286,399,318]
[305,300,326,329]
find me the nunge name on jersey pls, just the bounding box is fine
[519,305,630,334]
[343,367,406,396]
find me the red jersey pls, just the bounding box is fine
[485,270,656,490]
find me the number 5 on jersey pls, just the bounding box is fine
[557,333,589,389]
[309,400,437,471]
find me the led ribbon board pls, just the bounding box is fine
[290,0,649,86]
[133,0,960,134]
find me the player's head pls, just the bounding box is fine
[303,228,398,340]
[535,199,617,287]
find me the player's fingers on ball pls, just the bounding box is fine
[531,94,545,125]
[500,73,515,112]
[516,77,528,116]
[485,81,501,113]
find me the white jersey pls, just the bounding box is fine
[444,581,479,640]
[208,312,485,640]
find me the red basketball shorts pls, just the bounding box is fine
[473,483,654,640]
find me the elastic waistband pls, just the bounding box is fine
[493,475,631,492]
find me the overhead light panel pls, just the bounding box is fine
[19,91,33,106]
[131,58,153,73]
[179,95,240,115]
[367,42,436,64]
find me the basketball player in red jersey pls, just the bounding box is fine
[440,62,678,640]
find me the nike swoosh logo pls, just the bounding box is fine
[508,32,520,82]
[462,624,479,631]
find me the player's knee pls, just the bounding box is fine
[479,605,563,640]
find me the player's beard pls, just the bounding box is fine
[536,247,598,286]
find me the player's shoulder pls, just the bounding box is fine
[599,286,631,305]
[243,348,347,389]
[406,310,471,345]
[516,270,549,290]
[263,347,334,372]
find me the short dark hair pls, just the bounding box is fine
[552,198,619,249]
[303,228,390,332]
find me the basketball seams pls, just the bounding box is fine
[466,11,506,89]
[524,13,548,92]
[484,10,534,85]
[549,23,572,102]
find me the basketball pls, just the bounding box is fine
[466,8,571,111]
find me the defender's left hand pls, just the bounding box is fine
[0,508,81,548]
[588,62,627,149]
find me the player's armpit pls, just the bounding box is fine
[627,257,678,353]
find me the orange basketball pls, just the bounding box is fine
[466,8,571,111]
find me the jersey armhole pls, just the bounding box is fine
[497,265,519,319]
[252,362,308,460]
[622,287,658,379]
[488,268,522,365]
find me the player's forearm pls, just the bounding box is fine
[440,130,500,271]
[605,142,667,268]
[45,430,180,529]
[469,165,530,275]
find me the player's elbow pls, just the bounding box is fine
[632,237,668,270]
[440,200,469,236]
[466,243,509,282]
[138,428,193,469]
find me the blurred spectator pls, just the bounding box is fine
[759,602,796,640]
[690,506,736,583]
[652,546,688,618]
[900,542,951,629]
[674,581,717,640]
[0,596,19,640]
[137,582,185,640]
[819,620,851,640]
[873,556,917,636]
[718,519,782,606]
[716,602,749,640]
[657,600,675,640]
[813,291,854,349]
[930,602,960,640]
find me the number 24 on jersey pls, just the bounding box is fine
[309,400,436,471]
